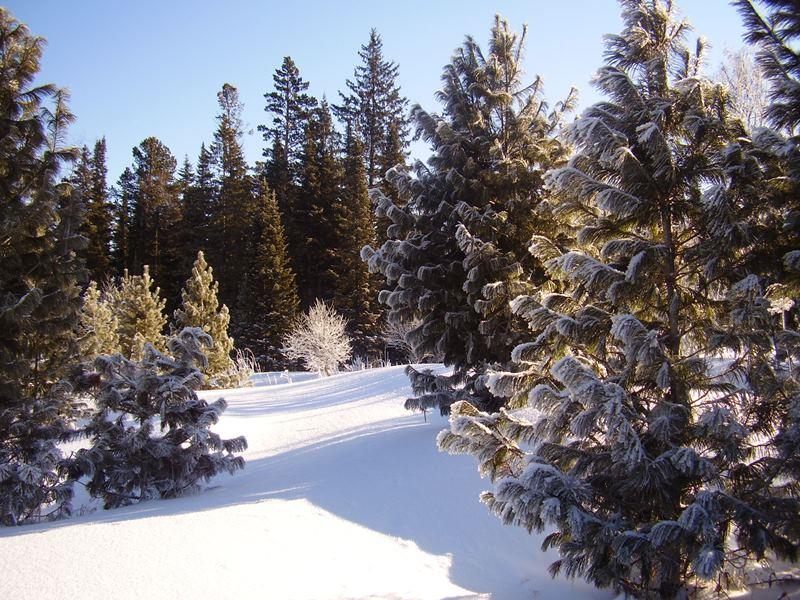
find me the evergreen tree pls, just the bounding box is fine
[235,182,300,369]
[111,266,167,361]
[440,2,799,597]
[331,126,382,356]
[85,137,112,281]
[261,56,318,171]
[71,328,247,509]
[111,167,135,275]
[336,29,409,187]
[181,144,216,266]
[295,99,341,306]
[0,9,85,524]
[734,0,800,136]
[78,281,120,360]
[209,83,255,309]
[174,251,238,388]
[127,137,183,310]
[261,57,318,277]
[363,16,572,414]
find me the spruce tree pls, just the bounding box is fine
[331,126,382,357]
[111,266,167,360]
[174,251,238,388]
[85,137,112,281]
[112,167,135,275]
[235,182,300,369]
[209,83,255,309]
[439,2,799,596]
[181,144,216,265]
[71,327,247,509]
[0,9,85,524]
[363,16,572,414]
[295,99,341,306]
[127,137,183,310]
[261,57,318,278]
[336,29,409,187]
[78,281,120,360]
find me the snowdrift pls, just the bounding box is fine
[1,366,611,599]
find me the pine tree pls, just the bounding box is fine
[127,137,183,310]
[174,251,238,388]
[734,0,800,136]
[439,2,799,596]
[363,16,572,414]
[0,9,85,525]
[111,266,167,361]
[235,182,299,369]
[78,281,120,360]
[71,327,247,509]
[209,83,255,309]
[331,126,382,357]
[336,29,409,187]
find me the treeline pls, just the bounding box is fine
[74,31,408,367]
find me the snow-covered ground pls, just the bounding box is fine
[0,367,613,599]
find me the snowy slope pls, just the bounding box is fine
[1,366,611,600]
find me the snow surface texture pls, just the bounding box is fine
[2,367,612,599]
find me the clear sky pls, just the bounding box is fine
[6,1,748,186]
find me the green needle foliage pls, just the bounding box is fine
[439,2,800,597]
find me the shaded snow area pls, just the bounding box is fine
[1,366,610,600]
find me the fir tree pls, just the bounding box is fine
[71,328,247,509]
[363,16,572,414]
[0,9,85,524]
[78,281,120,360]
[174,251,238,388]
[111,266,167,361]
[235,182,299,369]
[439,2,799,596]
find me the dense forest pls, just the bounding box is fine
[1,0,799,598]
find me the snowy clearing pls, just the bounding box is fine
[2,366,611,599]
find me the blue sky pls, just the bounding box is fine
[7,1,748,185]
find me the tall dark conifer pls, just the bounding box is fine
[295,99,340,307]
[127,137,183,310]
[331,126,381,356]
[235,182,299,368]
[112,167,135,275]
[261,57,318,277]
[336,29,409,187]
[0,9,85,524]
[209,83,254,309]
